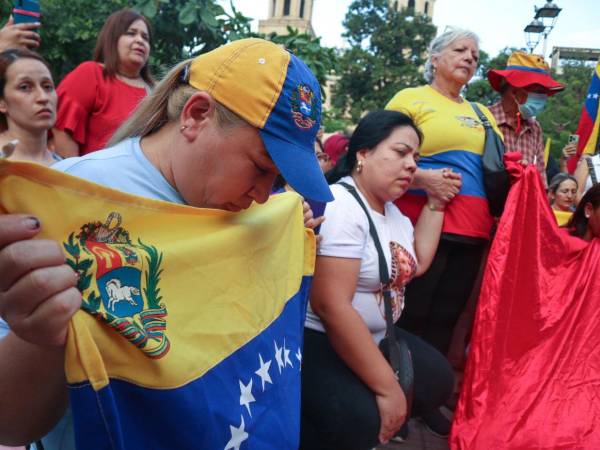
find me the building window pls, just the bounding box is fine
[300,0,305,18]
[283,0,291,16]
[424,1,429,15]
[408,0,415,9]
[272,0,276,16]
[393,0,399,10]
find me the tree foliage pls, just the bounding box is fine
[1,0,337,99]
[30,0,129,80]
[132,0,253,75]
[465,47,595,159]
[331,0,436,122]
[9,0,253,82]
[538,62,595,158]
[261,27,339,92]
[464,47,515,107]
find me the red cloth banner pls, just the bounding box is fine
[451,160,600,449]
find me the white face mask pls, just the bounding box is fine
[518,93,548,119]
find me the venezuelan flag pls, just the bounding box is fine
[0,160,315,450]
[568,62,600,173]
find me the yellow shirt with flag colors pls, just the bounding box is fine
[386,85,501,239]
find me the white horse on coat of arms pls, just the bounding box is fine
[105,278,140,311]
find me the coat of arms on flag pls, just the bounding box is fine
[63,211,170,359]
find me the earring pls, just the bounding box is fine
[357,160,364,173]
[585,214,590,219]
[179,125,188,132]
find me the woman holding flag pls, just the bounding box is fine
[0,38,331,449]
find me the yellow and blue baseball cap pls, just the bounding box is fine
[187,38,333,202]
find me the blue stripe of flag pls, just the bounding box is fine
[69,277,312,450]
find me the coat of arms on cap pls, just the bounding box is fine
[291,84,318,129]
[63,212,170,359]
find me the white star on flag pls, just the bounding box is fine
[239,378,255,417]
[283,340,293,368]
[593,93,599,99]
[224,415,249,450]
[295,348,302,364]
[274,340,284,373]
[255,353,272,391]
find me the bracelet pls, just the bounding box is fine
[427,202,445,212]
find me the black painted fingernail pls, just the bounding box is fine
[23,216,40,230]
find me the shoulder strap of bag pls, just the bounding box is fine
[470,102,507,160]
[338,182,400,354]
[469,101,491,129]
[338,182,390,283]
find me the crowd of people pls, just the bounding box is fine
[0,6,598,450]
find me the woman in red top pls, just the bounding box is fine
[53,9,153,157]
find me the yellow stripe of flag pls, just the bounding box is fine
[0,159,314,389]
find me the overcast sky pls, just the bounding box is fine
[222,0,600,61]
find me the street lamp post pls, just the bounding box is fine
[524,19,545,53]
[523,1,562,57]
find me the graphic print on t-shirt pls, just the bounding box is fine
[376,241,417,321]
[456,115,482,129]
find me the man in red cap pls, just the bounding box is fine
[488,51,565,185]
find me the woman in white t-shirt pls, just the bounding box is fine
[300,110,454,450]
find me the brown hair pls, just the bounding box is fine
[93,9,154,86]
[0,49,52,132]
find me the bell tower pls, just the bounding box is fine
[390,0,436,18]
[258,0,315,36]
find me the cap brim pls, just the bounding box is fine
[488,69,565,96]
[260,130,333,202]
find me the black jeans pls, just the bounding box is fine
[397,238,486,354]
[300,327,454,450]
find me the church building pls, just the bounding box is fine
[258,0,435,37]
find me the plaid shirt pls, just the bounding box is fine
[489,102,547,186]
